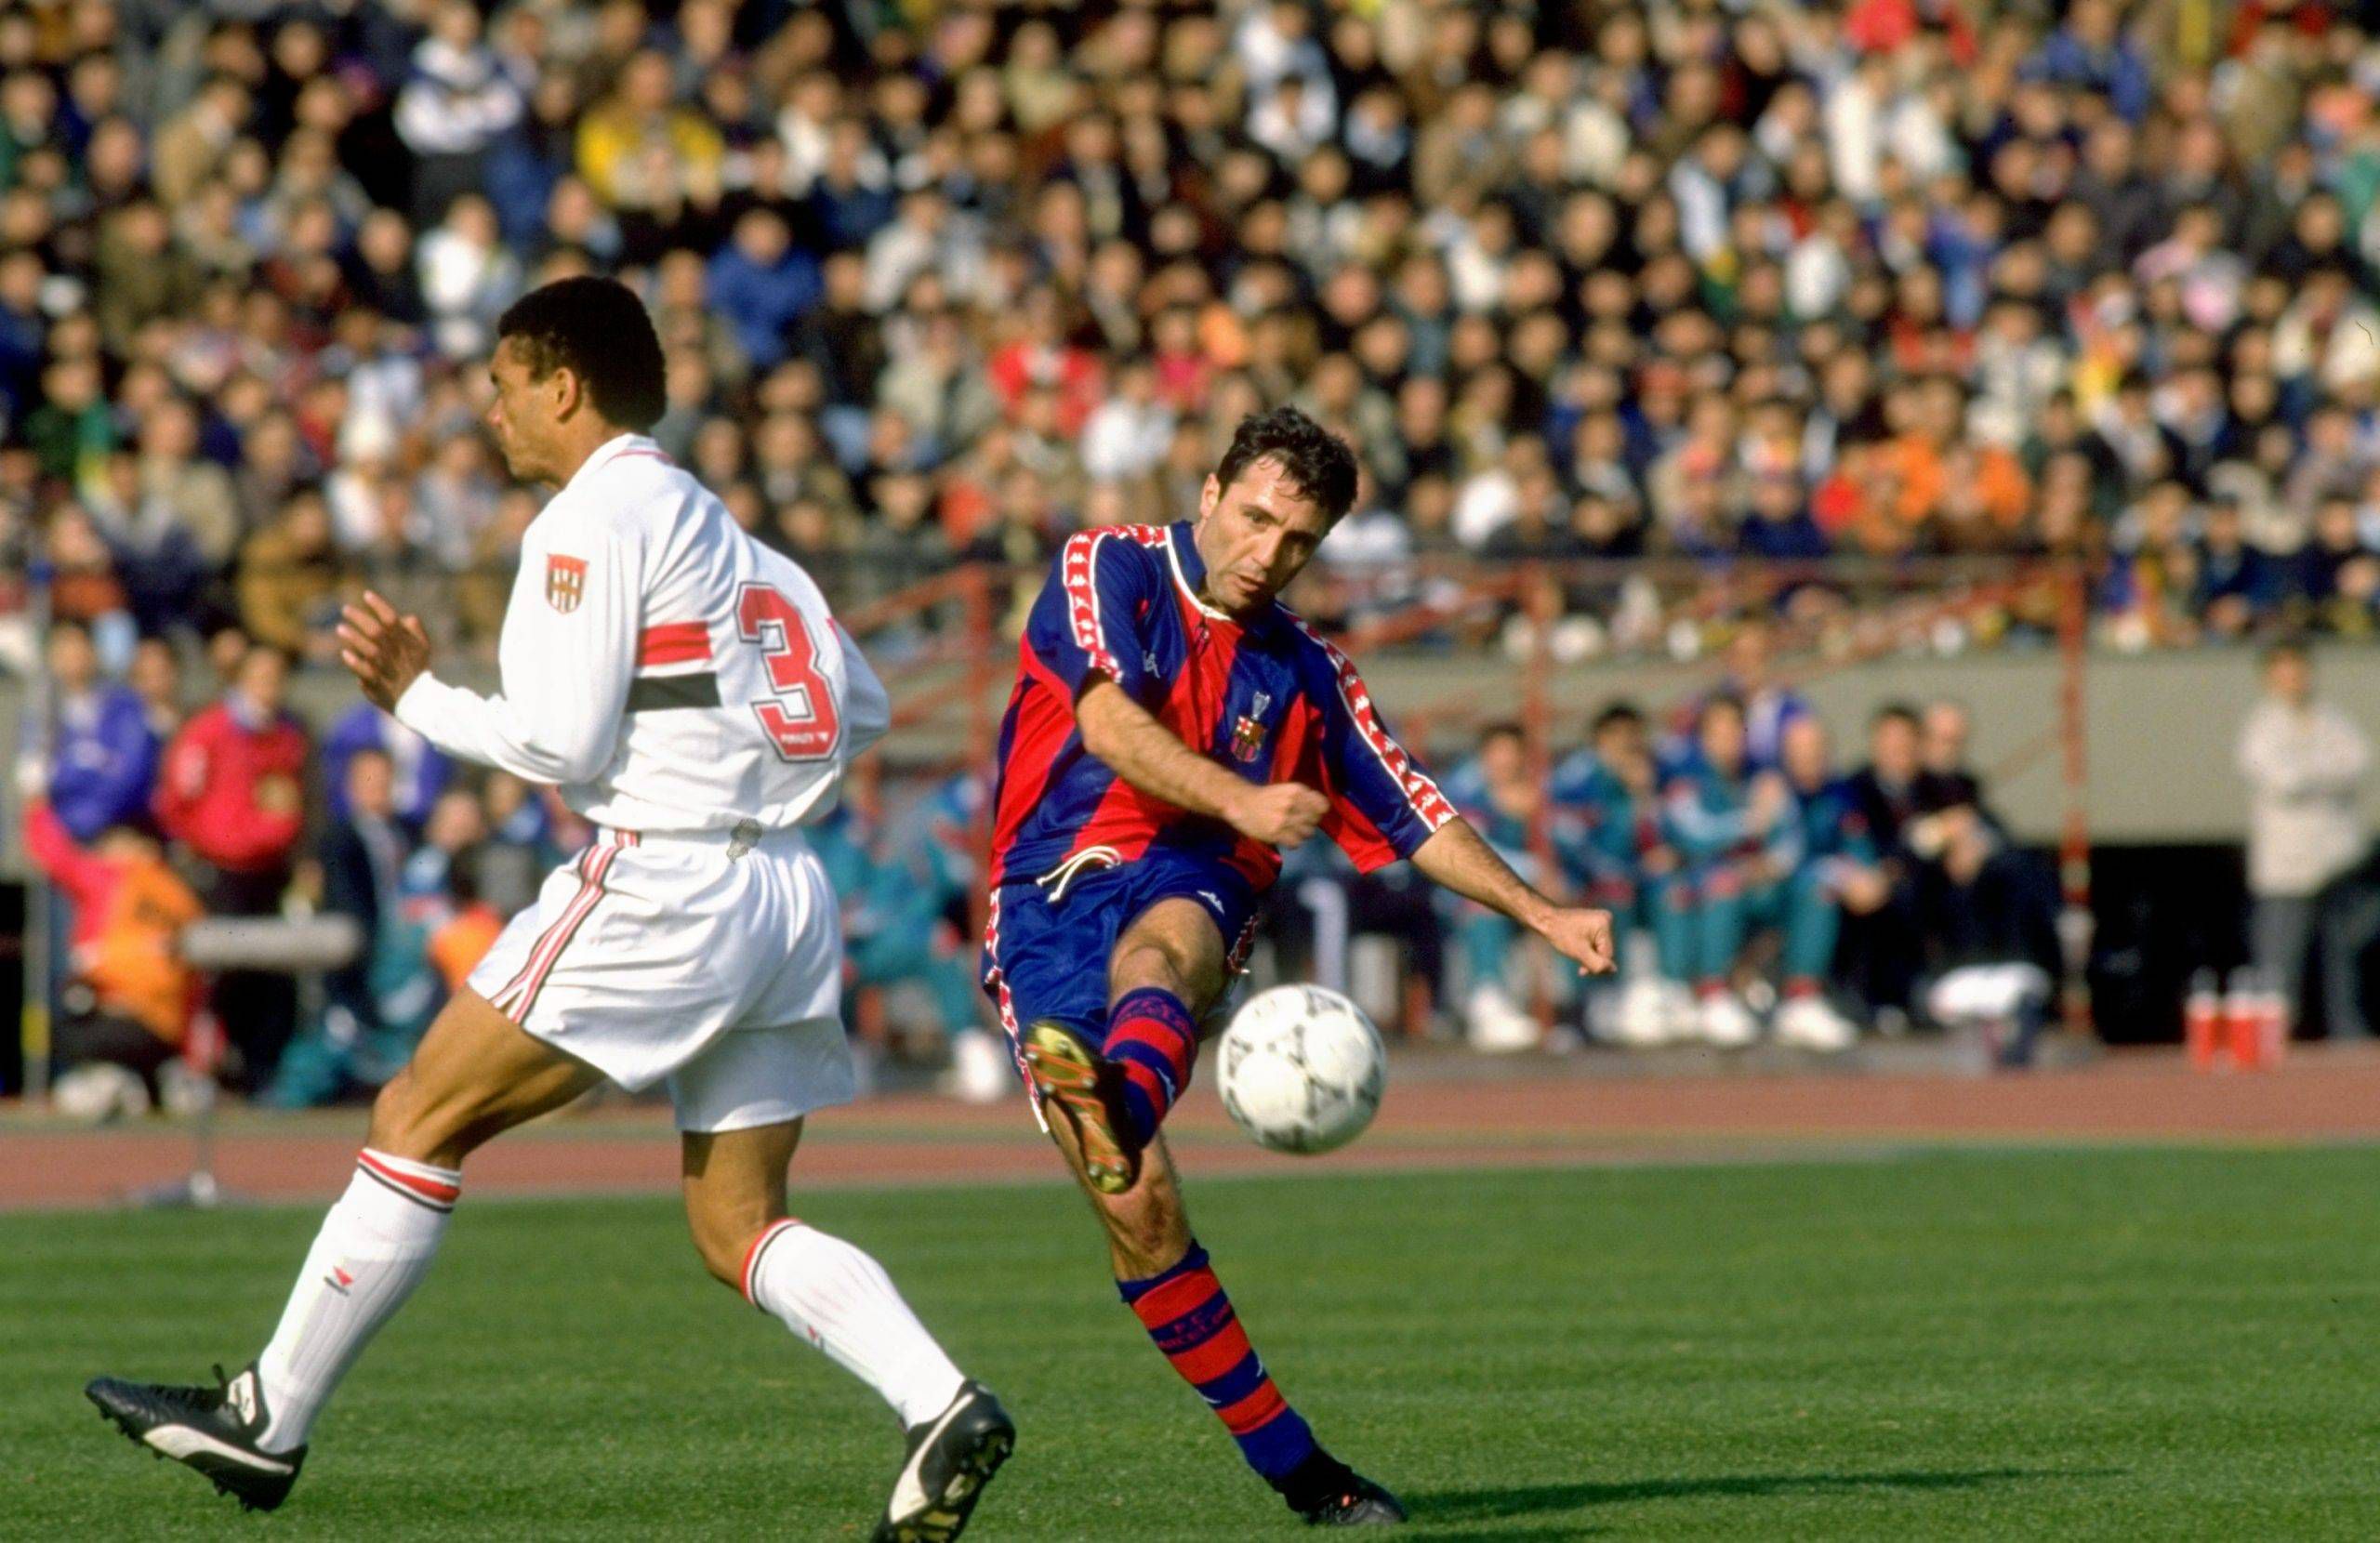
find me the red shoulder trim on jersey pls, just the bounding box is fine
[1060,524,1170,680]
[1289,617,1456,833]
[1059,530,1126,679]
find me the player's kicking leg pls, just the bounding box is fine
[681,1117,1012,1542]
[86,989,600,1510]
[1024,898,1405,1527]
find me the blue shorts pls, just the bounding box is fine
[981,849,1262,1047]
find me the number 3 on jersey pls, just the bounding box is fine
[736,583,841,761]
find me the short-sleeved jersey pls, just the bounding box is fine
[395,433,888,832]
[985,521,1453,894]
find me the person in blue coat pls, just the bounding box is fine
[323,700,454,830]
[42,619,161,842]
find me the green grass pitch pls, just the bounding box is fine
[6,1147,2379,1539]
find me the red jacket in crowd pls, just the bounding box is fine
[153,699,310,874]
[23,798,204,1043]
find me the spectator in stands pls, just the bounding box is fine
[40,617,159,843]
[1778,716,1889,1041]
[1910,700,2063,1063]
[2237,640,2374,1038]
[126,637,184,745]
[811,758,993,1062]
[1554,702,1691,1047]
[392,0,523,225]
[268,745,409,1108]
[574,46,724,212]
[236,488,348,659]
[1440,723,1550,1050]
[19,776,202,1117]
[427,863,503,997]
[153,641,310,1089]
[1842,703,1930,1025]
[473,769,558,918]
[323,698,451,832]
[706,206,819,375]
[1663,696,1856,1051]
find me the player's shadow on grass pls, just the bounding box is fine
[1411,1466,2120,1523]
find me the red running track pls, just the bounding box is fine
[4,1045,2376,1211]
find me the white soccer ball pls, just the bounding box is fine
[1216,984,1386,1155]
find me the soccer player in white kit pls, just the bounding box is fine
[86,278,1014,1543]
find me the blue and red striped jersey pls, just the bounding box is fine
[985,521,1455,895]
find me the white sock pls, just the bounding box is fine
[254,1149,460,1453]
[741,1220,967,1428]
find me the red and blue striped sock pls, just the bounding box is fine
[1106,987,1198,1146]
[1118,1242,1317,1484]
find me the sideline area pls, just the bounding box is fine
[6,1043,2377,1211]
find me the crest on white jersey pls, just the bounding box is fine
[546,553,587,613]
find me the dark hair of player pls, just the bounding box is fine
[1480,720,1526,747]
[2262,636,2309,668]
[496,275,668,432]
[1213,406,1361,524]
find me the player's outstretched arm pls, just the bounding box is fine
[1411,816,1616,975]
[1078,678,1328,848]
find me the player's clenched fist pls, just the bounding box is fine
[1225,783,1330,849]
[1540,906,1618,975]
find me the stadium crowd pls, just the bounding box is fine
[9,0,2380,1101]
[1,0,2380,666]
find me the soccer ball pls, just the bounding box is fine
[1216,985,1386,1155]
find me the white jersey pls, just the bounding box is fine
[395,432,887,833]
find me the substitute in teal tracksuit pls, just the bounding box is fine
[1660,695,1844,1044]
[1778,717,1888,936]
[813,770,986,1041]
[1440,724,1546,1032]
[1552,703,1686,981]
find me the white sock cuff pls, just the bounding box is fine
[740,1218,804,1306]
[353,1149,463,1216]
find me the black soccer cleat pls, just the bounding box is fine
[873,1379,1015,1543]
[1019,1021,1143,1194]
[86,1362,305,1512]
[1278,1449,1408,1527]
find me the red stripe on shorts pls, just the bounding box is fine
[493,831,632,1019]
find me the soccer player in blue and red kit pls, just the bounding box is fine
[980,409,1615,1526]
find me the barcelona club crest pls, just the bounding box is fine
[546,553,587,613]
[1230,692,1272,762]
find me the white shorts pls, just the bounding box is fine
[468,824,857,1132]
